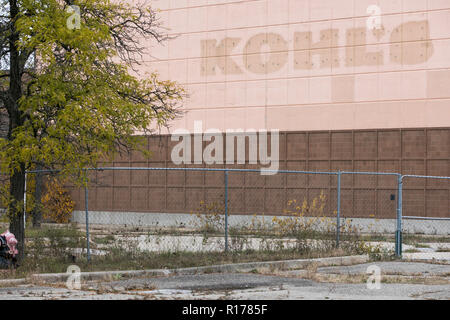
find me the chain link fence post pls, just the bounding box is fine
[84,169,91,262]
[395,174,403,258]
[23,171,27,230]
[224,169,229,253]
[336,171,341,248]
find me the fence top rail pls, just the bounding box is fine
[340,171,401,177]
[81,167,338,175]
[24,168,450,180]
[25,169,60,174]
[402,174,450,180]
[25,167,338,175]
[403,216,450,221]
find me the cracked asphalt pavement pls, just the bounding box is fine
[0,261,448,300]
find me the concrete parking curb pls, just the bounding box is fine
[22,254,369,285]
[0,278,27,287]
[171,254,370,275]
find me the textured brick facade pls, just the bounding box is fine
[68,127,450,219]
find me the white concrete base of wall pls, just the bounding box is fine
[71,211,449,236]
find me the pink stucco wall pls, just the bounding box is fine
[139,0,450,133]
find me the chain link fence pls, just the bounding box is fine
[401,175,450,236]
[339,172,399,233]
[20,167,450,263]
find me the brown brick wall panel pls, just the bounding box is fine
[245,169,265,188]
[402,176,426,191]
[403,189,425,217]
[427,159,449,176]
[402,130,426,158]
[227,168,244,187]
[148,188,166,211]
[331,132,353,159]
[330,160,353,172]
[185,170,204,187]
[353,189,377,218]
[308,188,333,217]
[307,160,331,188]
[377,190,397,219]
[427,129,449,159]
[113,187,130,211]
[265,173,285,188]
[96,187,113,211]
[331,161,353,186]
[87,188,97,211]
[427,160,449,189]
[377,161,400,188]
[402,160,426,175]
[87,170,98,188]
[309,132,330,159]
[286,160,307,170]
[286,161,308,188]
[96,166,113,186]
[426,190,448,218]
[402,160,426,188]
[286,133,308,160]
[67,187,81,210]
[205,169,225,187]
[378,131,401,159]
[148,166,166,186]
[148,162,163,168]
[167,165,185,186]
[286,170,308,188]
[186,188,204,212]
[229,188,245,213]
[277,132,287,162]
[245,188,265,214]
[354,161,377,188]
[329,189,338,216]
[131,137,150,162]
[167,187,185,211]
[113,163,131,186]
[340,189,354,218]
[112,150,131,162]
[379,173,398,190]
[265,188,285,214]
[130,187,148,211]
[131,163,149,186]
[62,128,450,219]
[149,136,168,162]
[354,131,377,159]
[205,188,225,207]
[378,160,400,173]
[286,189,308,208]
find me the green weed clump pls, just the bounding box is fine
[191,200,226,234]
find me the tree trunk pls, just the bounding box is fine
[7,0,26,262]
[8,166,25,262]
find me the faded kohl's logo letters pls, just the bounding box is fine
[200,20,433,76]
